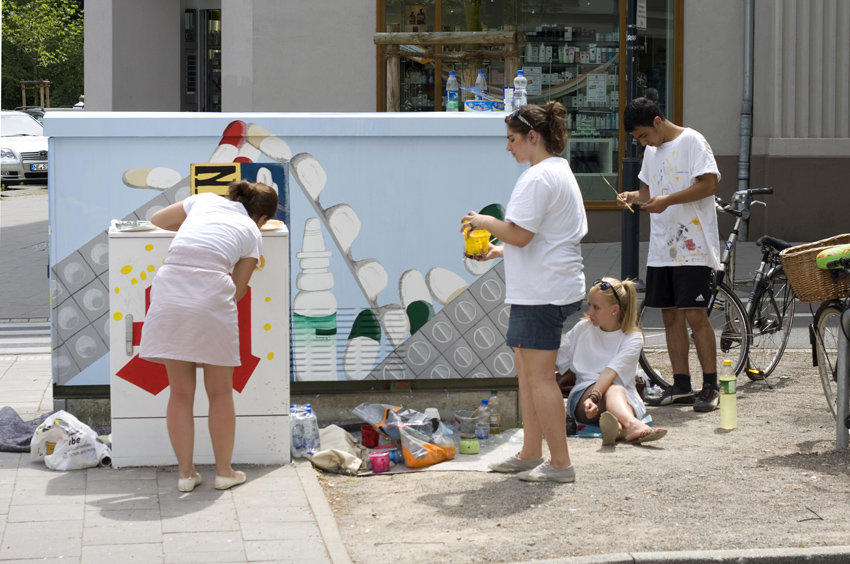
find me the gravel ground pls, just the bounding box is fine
[318,351,850,564]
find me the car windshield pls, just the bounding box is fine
[1,114,44,137]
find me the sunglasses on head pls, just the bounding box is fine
[510,109,533,130]
[592,278,621,308]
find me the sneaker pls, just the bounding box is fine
[517,461,576,484]
[645,385,694,406]
[693,386,720,412]
[488,453,544,473]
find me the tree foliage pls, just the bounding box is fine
[1,0,84,109]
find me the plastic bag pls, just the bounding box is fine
[30,410,112,471]
[353,403,456,469]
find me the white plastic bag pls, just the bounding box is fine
[30,410,112,470]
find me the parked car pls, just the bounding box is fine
[1,110,48,185]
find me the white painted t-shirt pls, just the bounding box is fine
[556,318,646,419]
[173,193,262,270]
[638,128,721,270]
[504,156,587,305]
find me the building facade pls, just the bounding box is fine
[84,0,849,242]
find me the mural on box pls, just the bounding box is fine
[51,119,516,384]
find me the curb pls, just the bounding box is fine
[506,546,850,564]
[295,460,354,564]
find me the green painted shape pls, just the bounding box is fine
[348,308,381,342]
[479,203,506,245]
[406,300,434,335]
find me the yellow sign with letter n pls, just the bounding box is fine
[190,163,241,195]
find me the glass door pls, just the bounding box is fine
[181,8,221,112]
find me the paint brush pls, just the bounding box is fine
[600,175,634,213]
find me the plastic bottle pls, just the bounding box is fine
[473,399,490,440]
[719,359,737,430]
[446,71,459,112]
[474,70,487,99]
[487,390,501,434]
[290,404,307,458]
[513,70,528,110]
[304,404,322,454]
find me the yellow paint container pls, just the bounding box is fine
[464,229,491,257]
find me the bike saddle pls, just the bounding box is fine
[756,236,794,253]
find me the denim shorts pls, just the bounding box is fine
[505,301,583,351]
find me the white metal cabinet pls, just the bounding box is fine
[108,224,290,467]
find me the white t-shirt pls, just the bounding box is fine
[173,193,262,270]
[504,156,587,305]
[556,319,646,419]
[638,128,721,270]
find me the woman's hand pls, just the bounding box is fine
[461,211,489,234]
[465,242,504,261]
[583,398,599,420]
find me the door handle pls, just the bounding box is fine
[125,314,134,356]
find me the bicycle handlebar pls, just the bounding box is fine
[744,187,774,196]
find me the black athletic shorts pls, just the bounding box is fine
[644,266,714,309]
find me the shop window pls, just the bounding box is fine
[379,0,678,204]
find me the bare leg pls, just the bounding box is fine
[517,348,571,470]
[204,364,238,479]
[515,351,543,460]
[685,308,717,375]
[164,360,197,479]
[662,307,691,380]
[598,385,658,441]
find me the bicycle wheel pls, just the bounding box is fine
[639,283,750,389]
[813,301,848,420]
[746,268,796,379]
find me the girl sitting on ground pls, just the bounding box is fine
[557,277,667,445]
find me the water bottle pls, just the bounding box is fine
[304,404,322,454]
[513,70,528,109]
[473,399,490,440]
[474,70,487,99]
[487,390,501,434]
[446,70,459,112]
[719,360,737,429]
[290,404,307,458]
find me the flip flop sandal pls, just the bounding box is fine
[631,428,668,444]
[599,412,619,446]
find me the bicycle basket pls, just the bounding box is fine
[780,234,850,302]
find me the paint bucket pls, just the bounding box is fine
[361,424,379,448]
[463,228,491,257]
[369,451,390,473]
[372,445,400,463]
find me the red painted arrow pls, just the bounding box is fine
[116,284,260,395]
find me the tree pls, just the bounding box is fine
[1,0,83,108]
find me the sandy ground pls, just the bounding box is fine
[318,351,850,564]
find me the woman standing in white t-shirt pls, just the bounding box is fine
[140,180,278,492]
[558,277,666,446]
[462,102,587,483]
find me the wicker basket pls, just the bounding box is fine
[780,234,850,302]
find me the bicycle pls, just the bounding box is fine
[639,187,797,389]
[808,254,850,421]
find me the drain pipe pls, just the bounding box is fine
[737,0,755,241]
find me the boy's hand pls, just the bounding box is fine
[642,195,671,214]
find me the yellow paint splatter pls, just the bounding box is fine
[690,218,701,226]
[113,312,123,321]
[140,272,147,281]
[148,265,155,272]
[145,244,154,251]
[131,278,138,285]
[120,265,133,275]
[114,287,120,294]
[264,324,271,331]
[267,352,274,360]
[265,297,271,302]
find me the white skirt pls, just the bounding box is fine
[139,245,241,367]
